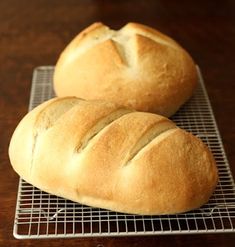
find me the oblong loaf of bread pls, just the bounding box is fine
[9,97,218,215]
[54,22,198,117]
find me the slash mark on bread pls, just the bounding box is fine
[124,125,177,166]
[75,109,133,152]
[30,97,81,174]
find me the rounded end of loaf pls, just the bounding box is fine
[116,128,218,215]
[9,97,217,215]
[53,22,198,117]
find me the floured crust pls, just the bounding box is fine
[9,97,218,215]
[54,22,198,117]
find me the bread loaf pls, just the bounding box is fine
[54,22,198,117]
[9,97,218,215]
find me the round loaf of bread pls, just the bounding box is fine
[9,97,218,215]
[54,22,198,117]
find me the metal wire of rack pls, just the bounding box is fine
[13,66,235,239]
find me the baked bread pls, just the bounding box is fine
[53,22,198,117]
[9,97,218,215]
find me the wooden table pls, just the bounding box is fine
[1,0,235,246]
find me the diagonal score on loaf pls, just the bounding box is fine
[111,33,138,67]
[127,128,179,166]
[120,22,179,50]
[111,40,129,66]
[75,108,133,152]
[30,97,81,174]
[124,122,177,166]
[65,22,178,66]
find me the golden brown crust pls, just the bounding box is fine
[54,22,198,117]
[9,97,218,215]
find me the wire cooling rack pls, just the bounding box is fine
[13,66,235,239]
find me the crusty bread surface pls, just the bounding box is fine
[53,22,198,117]
[9,97,218,215]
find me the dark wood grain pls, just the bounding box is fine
[1,0,235,246]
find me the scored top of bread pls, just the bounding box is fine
[9,97,218,215]
[54,22,198,117]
